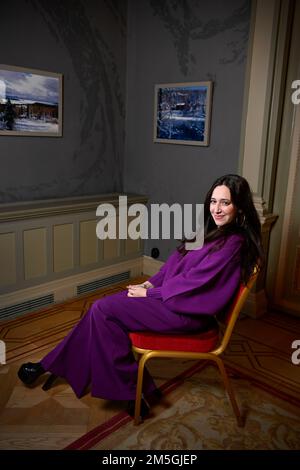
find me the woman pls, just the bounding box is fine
[18,174,263,416]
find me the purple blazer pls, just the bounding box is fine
[147,233,244,316]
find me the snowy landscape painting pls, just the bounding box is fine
[0,65,62,136]
[154,81,212,146]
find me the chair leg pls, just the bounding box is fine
[215,359,244,427]
[134,356,147,425]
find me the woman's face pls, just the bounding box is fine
[210,185,237,227]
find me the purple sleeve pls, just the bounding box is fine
[146,287,162,299]
[147,269,166,288]
[161,235,244,316]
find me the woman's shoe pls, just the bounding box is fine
[126,398,150,418]
[17,362,45,386]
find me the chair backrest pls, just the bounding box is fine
[213,269,258,355]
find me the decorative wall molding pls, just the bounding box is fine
[0,194,147,309]
[0,193,147,223]
[238,0,296,317]
[273,96,300,314]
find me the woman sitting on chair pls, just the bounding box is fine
[18,174,263,417]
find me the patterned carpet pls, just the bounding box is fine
[88,364,300,450]
[0,278,300,450]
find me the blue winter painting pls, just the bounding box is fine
[154,82,212,146]
[0,66,62,136]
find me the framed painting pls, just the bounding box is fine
[0,64,63,137]
[154,81,213,146]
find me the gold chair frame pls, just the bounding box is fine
[131,270,258,426]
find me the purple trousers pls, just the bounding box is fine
[41,291,210,400]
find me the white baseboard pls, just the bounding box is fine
[0,258,143,310]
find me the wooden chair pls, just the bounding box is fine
[129,270,258,426]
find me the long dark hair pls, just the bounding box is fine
[178,174,264,284]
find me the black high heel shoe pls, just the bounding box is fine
[18,363,58,391]
[17,362,45,386]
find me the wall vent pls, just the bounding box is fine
[0,293,54,321]
[77,271,130,296]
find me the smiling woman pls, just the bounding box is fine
[210,185,237,227]
[0,64,63,136]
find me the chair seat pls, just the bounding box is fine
[129,327,219,353]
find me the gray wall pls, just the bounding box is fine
[0,0,251,261]
[0,0,127,203]
[124,0,251,259]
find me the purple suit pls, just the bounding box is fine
[41,233,244,400]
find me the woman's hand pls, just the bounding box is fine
[127,286,147,297]
[127,281,153,290]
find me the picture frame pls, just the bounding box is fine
[0,64,63,137]
[154,81,213,146]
